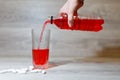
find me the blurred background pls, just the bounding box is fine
[0,0,120,59]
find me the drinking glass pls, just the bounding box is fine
[31,28,50,70]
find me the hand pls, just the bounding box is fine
[59,0,84,27]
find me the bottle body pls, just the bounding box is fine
[50,16,104,32]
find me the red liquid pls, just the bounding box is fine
[38,20,50,48]
[32,20,50,69]
[32,49,49,66]
[50,17,104,32]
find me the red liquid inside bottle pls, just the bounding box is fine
[50,16,104,32]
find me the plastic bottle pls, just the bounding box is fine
[50,16,104,32]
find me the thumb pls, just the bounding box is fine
[68,11,78,27]
[68,13,74,27]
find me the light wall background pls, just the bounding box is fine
[0,0,120,58]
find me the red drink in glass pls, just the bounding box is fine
[32,48,49,69]
[31,26,50,70]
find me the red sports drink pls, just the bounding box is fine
[32,48,49,69]
[50,16,104,32]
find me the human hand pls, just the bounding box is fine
[59,0,84,27]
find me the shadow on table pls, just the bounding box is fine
[48,60,73,69]
[76,46,120,63]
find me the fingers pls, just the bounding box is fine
[68,13,74,27]
[58,13,74,27]
[59,12,68,18]
[68,11,78,27]
[59,12,78,27]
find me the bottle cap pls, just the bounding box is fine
[50,16,53,24]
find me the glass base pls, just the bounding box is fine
[33,63,48,70]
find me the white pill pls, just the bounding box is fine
[42,70,46,74]
[28,66,34,70]
[15,70,23,74]
[30,69,42,73]
[0,70,8,73]
[8,69,17,73]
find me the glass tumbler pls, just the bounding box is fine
[31,28,50,70]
